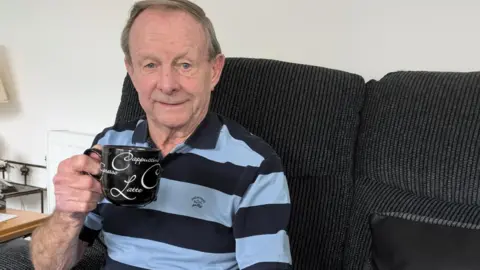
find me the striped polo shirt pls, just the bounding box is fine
[79,112,292,270]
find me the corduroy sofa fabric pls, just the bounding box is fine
[115,73,144,124]
[355,71,480,202]
[0,238,106,270]
[114,57,366,269]
[72,239,107,270]
[0,239,33,270]
[344,71,480,269]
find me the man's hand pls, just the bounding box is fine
[30,145,104,270]
[52,144,103,220]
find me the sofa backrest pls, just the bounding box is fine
[345,71,480,269]
[209,57,365,269]
[114,57,366,269]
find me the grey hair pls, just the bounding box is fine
[121,0,222,63]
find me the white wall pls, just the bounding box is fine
[0,0,479,211]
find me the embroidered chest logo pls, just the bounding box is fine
[192,196,206,208]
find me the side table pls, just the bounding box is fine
[1,181,45,213]
[0,208,48,243]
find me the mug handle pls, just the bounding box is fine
[83,147,103,180]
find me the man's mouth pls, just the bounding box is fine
[158,101,186,106]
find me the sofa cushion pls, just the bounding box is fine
[370,213,480,270]
[355,71,480,202]
[114,57,366,269]
[345,71,480,269]
[347,178,480,270]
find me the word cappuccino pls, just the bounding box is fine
[113,151,160,169]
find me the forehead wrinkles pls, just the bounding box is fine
[130,8,208,59]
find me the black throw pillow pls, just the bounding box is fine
[370,213,480,270]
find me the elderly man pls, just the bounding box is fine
[30,0,292,269]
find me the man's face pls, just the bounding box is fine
[126,8,224,130]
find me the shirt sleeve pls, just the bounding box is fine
[233,154,293,270]
[78,207,104,246]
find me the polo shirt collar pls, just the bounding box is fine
[132,112,222,150]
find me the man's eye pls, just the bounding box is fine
[145,63,156,69]
[180,63,191,69]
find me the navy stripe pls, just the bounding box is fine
[257,154,284,175]
[234,204,291,238]
[185,112,223,149]
[104,255,148,270]
[220,116,279,159]
[162,153,258,196]
[222,151,284,199]
[92,205,100,215]
[243,262,292,270]
[189,125,264,167]
[133,113,223,149]
[99,203,235,253]
[131,118,148,143]
[234,164,262,198]
[78,226,100,246]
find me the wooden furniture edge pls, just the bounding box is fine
[0,209,49,242]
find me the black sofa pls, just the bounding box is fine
[2,57,480,270]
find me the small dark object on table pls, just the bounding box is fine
[0,185,17,193]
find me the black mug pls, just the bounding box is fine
[83,145,162,207]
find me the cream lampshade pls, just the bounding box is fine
[0,77,8,103]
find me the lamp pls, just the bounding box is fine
[0,77,8,103]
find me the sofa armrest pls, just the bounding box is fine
[0,237,106,270]
[0,238,34,270]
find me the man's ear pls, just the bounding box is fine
[125,57,134,78]
[210,54,225,91]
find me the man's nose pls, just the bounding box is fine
[157,66,178,94]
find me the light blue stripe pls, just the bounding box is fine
[236,230,292,269]
[189,126,264,167]
[84,212,103,230]
[99,177,241,228]
[146,178,240,227]
[237,172,290,210]
[97,129,135,146]
[103,231,238,270]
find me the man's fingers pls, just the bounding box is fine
[65,154,101,176]
[57,145,103,175]
[69,174,103,193]
[55,186,103,203]
[54,173,103,194]
[53,145,105,214]
[55,200,98,213]
[88,144,103,162]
